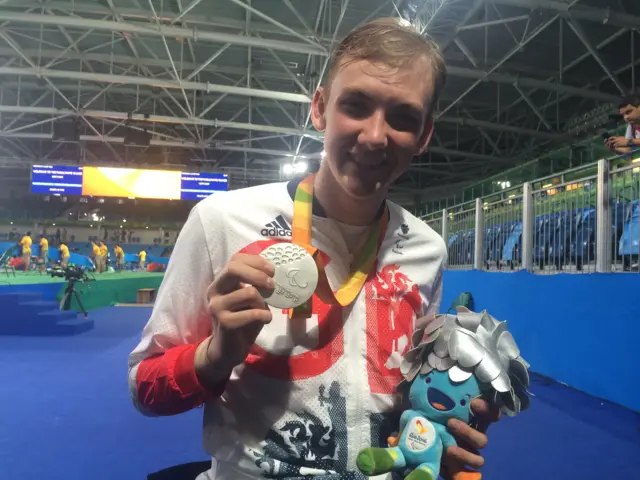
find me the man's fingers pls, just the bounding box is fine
[444,445,485,470]
[210,287,272,327]
[215,286,270,313]
[470,398,501,433]
[231,253,276,275]
[448,418,488,451]
[216,307,272,329]
[212,255,275,295]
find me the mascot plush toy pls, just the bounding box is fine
[357,307,531,480]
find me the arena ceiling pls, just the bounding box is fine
[0,0,637,207]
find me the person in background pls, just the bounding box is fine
[605,93,640,154]
[59,242,70,267]
[91,241,101,273]
[138,249,146,271]
[19,231,32,273]
[39,234,48,273]
[99,240,108,273]
[128,18,496,480]
[114,243,125,272]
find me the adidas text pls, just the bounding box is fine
[262,215,292,237]
[261,227,292,237]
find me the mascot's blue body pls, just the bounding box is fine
[394,371,480,479]
[356,308,531,480]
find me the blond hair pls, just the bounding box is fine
[326,18,447,115]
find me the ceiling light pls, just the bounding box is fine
[283,162,308,177]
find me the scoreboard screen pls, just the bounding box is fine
[31,165,228,200]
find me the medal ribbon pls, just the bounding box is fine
[289,174,388,318]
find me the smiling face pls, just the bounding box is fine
[311,58,436,200]
[408,370,481,425]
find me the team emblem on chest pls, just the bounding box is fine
[404,417,436,453]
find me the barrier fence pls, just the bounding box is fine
[422,156,640,274]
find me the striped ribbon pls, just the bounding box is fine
[288,174,388,318]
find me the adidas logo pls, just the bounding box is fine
[261,215,292,237]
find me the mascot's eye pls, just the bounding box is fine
[425,377,432,384]
[460,399,466,406]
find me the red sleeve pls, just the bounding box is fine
[135,340,229,416]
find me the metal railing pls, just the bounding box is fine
[447,206,476,270]
[611,163,640,273]
[423,211,443,237]
[421,155,640,275]
[482,194,524,272]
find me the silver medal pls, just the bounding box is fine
[259,243,319,309]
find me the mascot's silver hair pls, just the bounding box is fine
[399,307,531,417]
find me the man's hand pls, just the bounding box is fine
[195,253,275,389]
[605,136,631,149]
[441,398,501,479]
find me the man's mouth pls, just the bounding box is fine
[427,387,455,411]
[347,152,386,168]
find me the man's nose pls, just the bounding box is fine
[358,111,388,150]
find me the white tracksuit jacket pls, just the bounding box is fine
[128,179,446,480]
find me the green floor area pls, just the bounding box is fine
[62,273,165,312]
[0,271,164,285]
[0,271,165,312]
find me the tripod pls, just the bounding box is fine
[59,278,89,319]
[0,246,16,277]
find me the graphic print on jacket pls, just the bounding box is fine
[249,382,348,478]
[236,239,422,478]
[366,265,422,394]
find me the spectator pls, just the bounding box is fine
[605,93,640,154]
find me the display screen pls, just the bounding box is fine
[180,172,229,200]
[30,165,228,200]
[31,165,84,195]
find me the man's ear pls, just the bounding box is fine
[311,87,327,132]
[417,117,435,155]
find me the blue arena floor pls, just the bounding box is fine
[0,306,638,479]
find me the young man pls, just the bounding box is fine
[129,19,497,480]
[605,93,640,154]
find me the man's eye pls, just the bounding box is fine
[388,115,419,132]
[341,101,366,116]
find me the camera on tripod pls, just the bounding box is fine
[48,265,89,282]
[49,265,93,318]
